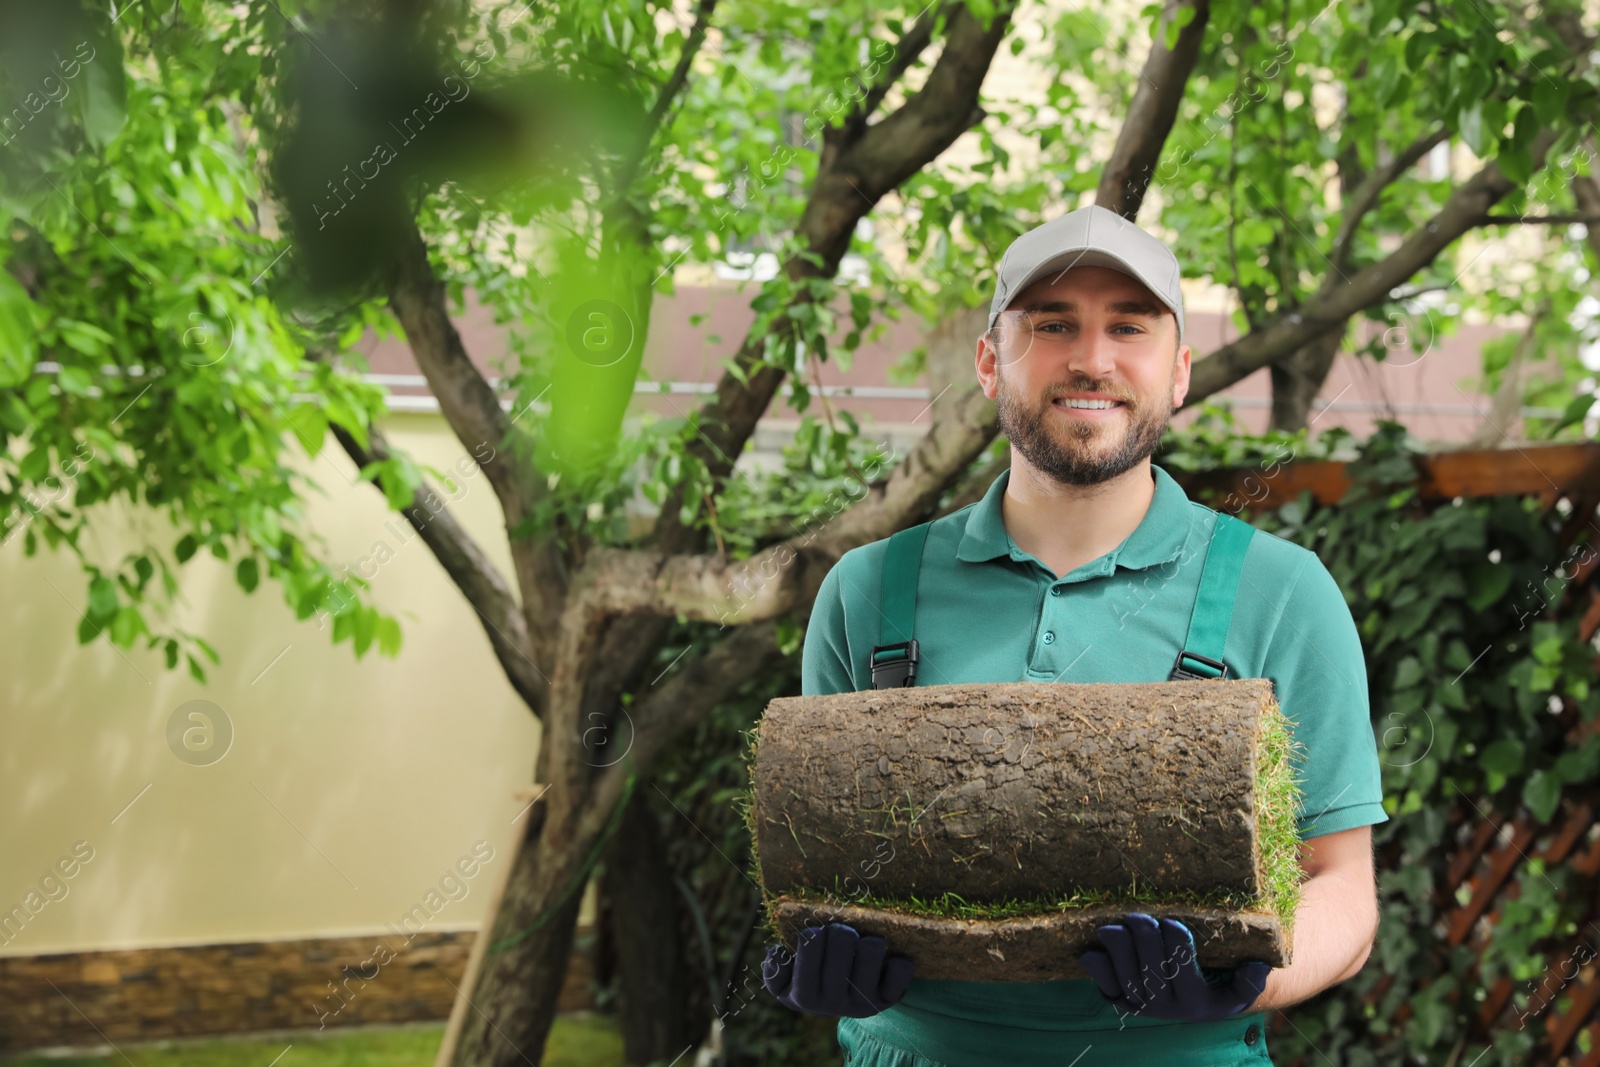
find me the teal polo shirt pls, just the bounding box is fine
[801,462,1387,1067]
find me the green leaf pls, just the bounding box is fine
[1532,77,1567,125]
[1532,634,1564,665]
[375,615,403,657]
[1465,563,1513,610]
[378,457,422,511]
[1554,742,1599,783]
[56,364,93,396]
[80,23,128,149]
[87,575,118,621]
[775,614,803,657]
[236,557,260,593]
[353,608,376,658]
[324,396,369,451]
[59,320,114,356]
[175,534,199,563]
[19,445,50,482]
[720,356,752,386]
[1521,770,1561,822]
[110,605,143,647]
[1479,738,1524,776]
[1498,143,1532,186]
[1403,30,1431,73]
[0,269,39,388]
[1547,390,1594,436]
[289,405,330,459]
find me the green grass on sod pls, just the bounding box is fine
[2,1016,623,1067]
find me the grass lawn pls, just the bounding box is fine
[3,1016,624,1067]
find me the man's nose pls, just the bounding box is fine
[1063,325,1117,381]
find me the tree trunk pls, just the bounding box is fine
[925,303,991,429]
[602,790,696,1066]
[1267,59,1366,433]
[1464,298,1551,449]
[1267,327,1346,432]
[449,810,588,1067]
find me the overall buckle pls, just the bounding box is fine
[870,640,919,689]
[1169,649,1229,681]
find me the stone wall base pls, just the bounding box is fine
[0,928,595,1054]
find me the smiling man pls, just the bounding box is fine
[763,205,1388,1066]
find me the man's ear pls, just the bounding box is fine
[977,333,1000,399]
[1171,342,1192,409]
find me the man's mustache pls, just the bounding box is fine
[1042,384,1136,406]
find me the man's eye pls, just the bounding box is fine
[1035,321,1072,333]
[1112,324,1143,335]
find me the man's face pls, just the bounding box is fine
[976,265,1191,487]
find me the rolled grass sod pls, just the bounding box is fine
[746,678,1304,982]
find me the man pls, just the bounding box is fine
[762,205,1387,1065]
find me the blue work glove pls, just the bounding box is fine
[1078,913,1272,1021]
[761,922,915,1018]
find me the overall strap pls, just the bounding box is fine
[870,521,933,689]
[1169,512,1256,680]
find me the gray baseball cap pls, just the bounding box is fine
[987,205,1185,345]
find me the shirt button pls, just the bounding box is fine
[1042,632,1055,644]
[1050,587,1062,596]
[1244,1024,1260,1046]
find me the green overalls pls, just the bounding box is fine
[841,509,1273,1067]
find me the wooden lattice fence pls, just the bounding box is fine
[1178,443,1600,1067]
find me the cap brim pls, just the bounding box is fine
[989,248,1181,341]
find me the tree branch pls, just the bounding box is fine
[1464,296,1550,448]
[1096,0,1214,217]
[383,216,568,665]
[599,380,998,622]
[326,419,548,716]
[840,1,954,139]
[609,0,718,201]
[1188,128,1560,402]
[1327,124,1449,276]
[650,1,1017,554]
[384,220,532,511]
[1479,212,1600,224]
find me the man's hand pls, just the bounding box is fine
[761,922,915,1018]
[1078,913,1272,1022]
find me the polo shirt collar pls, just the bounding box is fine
[955,463,1194,572]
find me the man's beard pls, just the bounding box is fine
[995,367,1175,487]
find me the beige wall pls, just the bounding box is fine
[0,413,540,956]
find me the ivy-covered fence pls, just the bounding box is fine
[1171,422,1600,1067]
